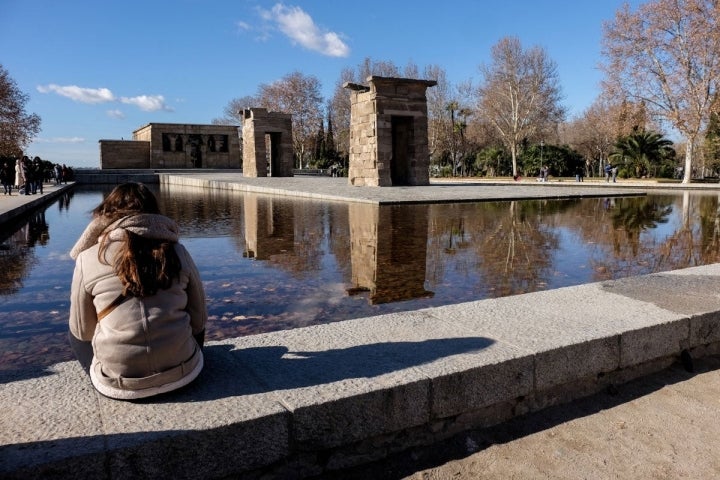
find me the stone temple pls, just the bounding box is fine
[344,76,437,187]
[98,76,437,189]
[99,123,241,169]
[241,108,294,177]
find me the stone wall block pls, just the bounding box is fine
[620,320,690,367]
[534,337,620,390]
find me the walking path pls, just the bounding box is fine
[2,174,720,479]
[0,181,75,224]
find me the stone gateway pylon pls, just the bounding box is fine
[343,76,437,187]
[241,108,294,177]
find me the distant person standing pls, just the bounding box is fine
[27,157,37,194]
[21,156,32,194]
[54,163,62,185]
[61,164,68,184]
[575,165,584,182]
[1,161,13,195]
[611,166,619,183]
[32,157,43,194]
[539,165,549,182]
[14,158,25,193]
[604,163,612,182]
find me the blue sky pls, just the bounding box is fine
[1,0,641,168]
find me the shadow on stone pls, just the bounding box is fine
[147,336,495,403]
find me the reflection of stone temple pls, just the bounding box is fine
[347,203,433,304]
[99,123,241,169]
[242,194,295,261]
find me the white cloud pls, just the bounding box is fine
[260,4,349,57]
[34,137,86,144]
[37,84,174,113]
[107,109,125,119]
[37,84,115,104]
[120,95,173,112]
[236,20,251,31]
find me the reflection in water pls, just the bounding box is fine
[4,187,720,372]
[348,203,433,304]
[609,196,673,256]
[0,210,50,295]
[476,200,561,296]
[243,194,295,261]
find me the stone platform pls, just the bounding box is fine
[3,264,720,479]
[159,172,650,204]
[3,175,720,478]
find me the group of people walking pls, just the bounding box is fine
[0,156,68,195]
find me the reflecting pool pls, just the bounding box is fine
[2,185,720,372]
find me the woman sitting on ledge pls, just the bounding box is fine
[68,182,207,400]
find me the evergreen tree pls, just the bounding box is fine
[610,128,673,178]
[705,110,720,175]
[326,110,336,162]
[314,119,327,167]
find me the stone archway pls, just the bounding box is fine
[344,76,436,187]
[241,108,294,177]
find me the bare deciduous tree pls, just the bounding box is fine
[328,58,429,160]
[477,37,565,178]
[257,71,323,168]
[0,64,41,158]
[328,67,356,159]
[562,96,649,176]
[212,95,257,125]
[425,65,451,161]
[602,0,720,183]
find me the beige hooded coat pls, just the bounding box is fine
[69,214,207,399]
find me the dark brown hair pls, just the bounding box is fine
[95,183,181,297]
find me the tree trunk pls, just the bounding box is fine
[682,140,693,184]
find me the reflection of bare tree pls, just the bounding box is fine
[286,201,325,275]
[699,194,720,261]
[425,200,563,298]
[654,193,720,271]
[327,203,352,281]
[158,184,245,241]
[475,200,559,297]
[554,194,720,281]
[427,200,577,296]
[426,204,481,286]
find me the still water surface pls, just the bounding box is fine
[2,185,719,371]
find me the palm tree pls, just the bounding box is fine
[610,129,673,178]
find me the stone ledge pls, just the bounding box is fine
[0,184,75,225]
[3,264,720,479]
